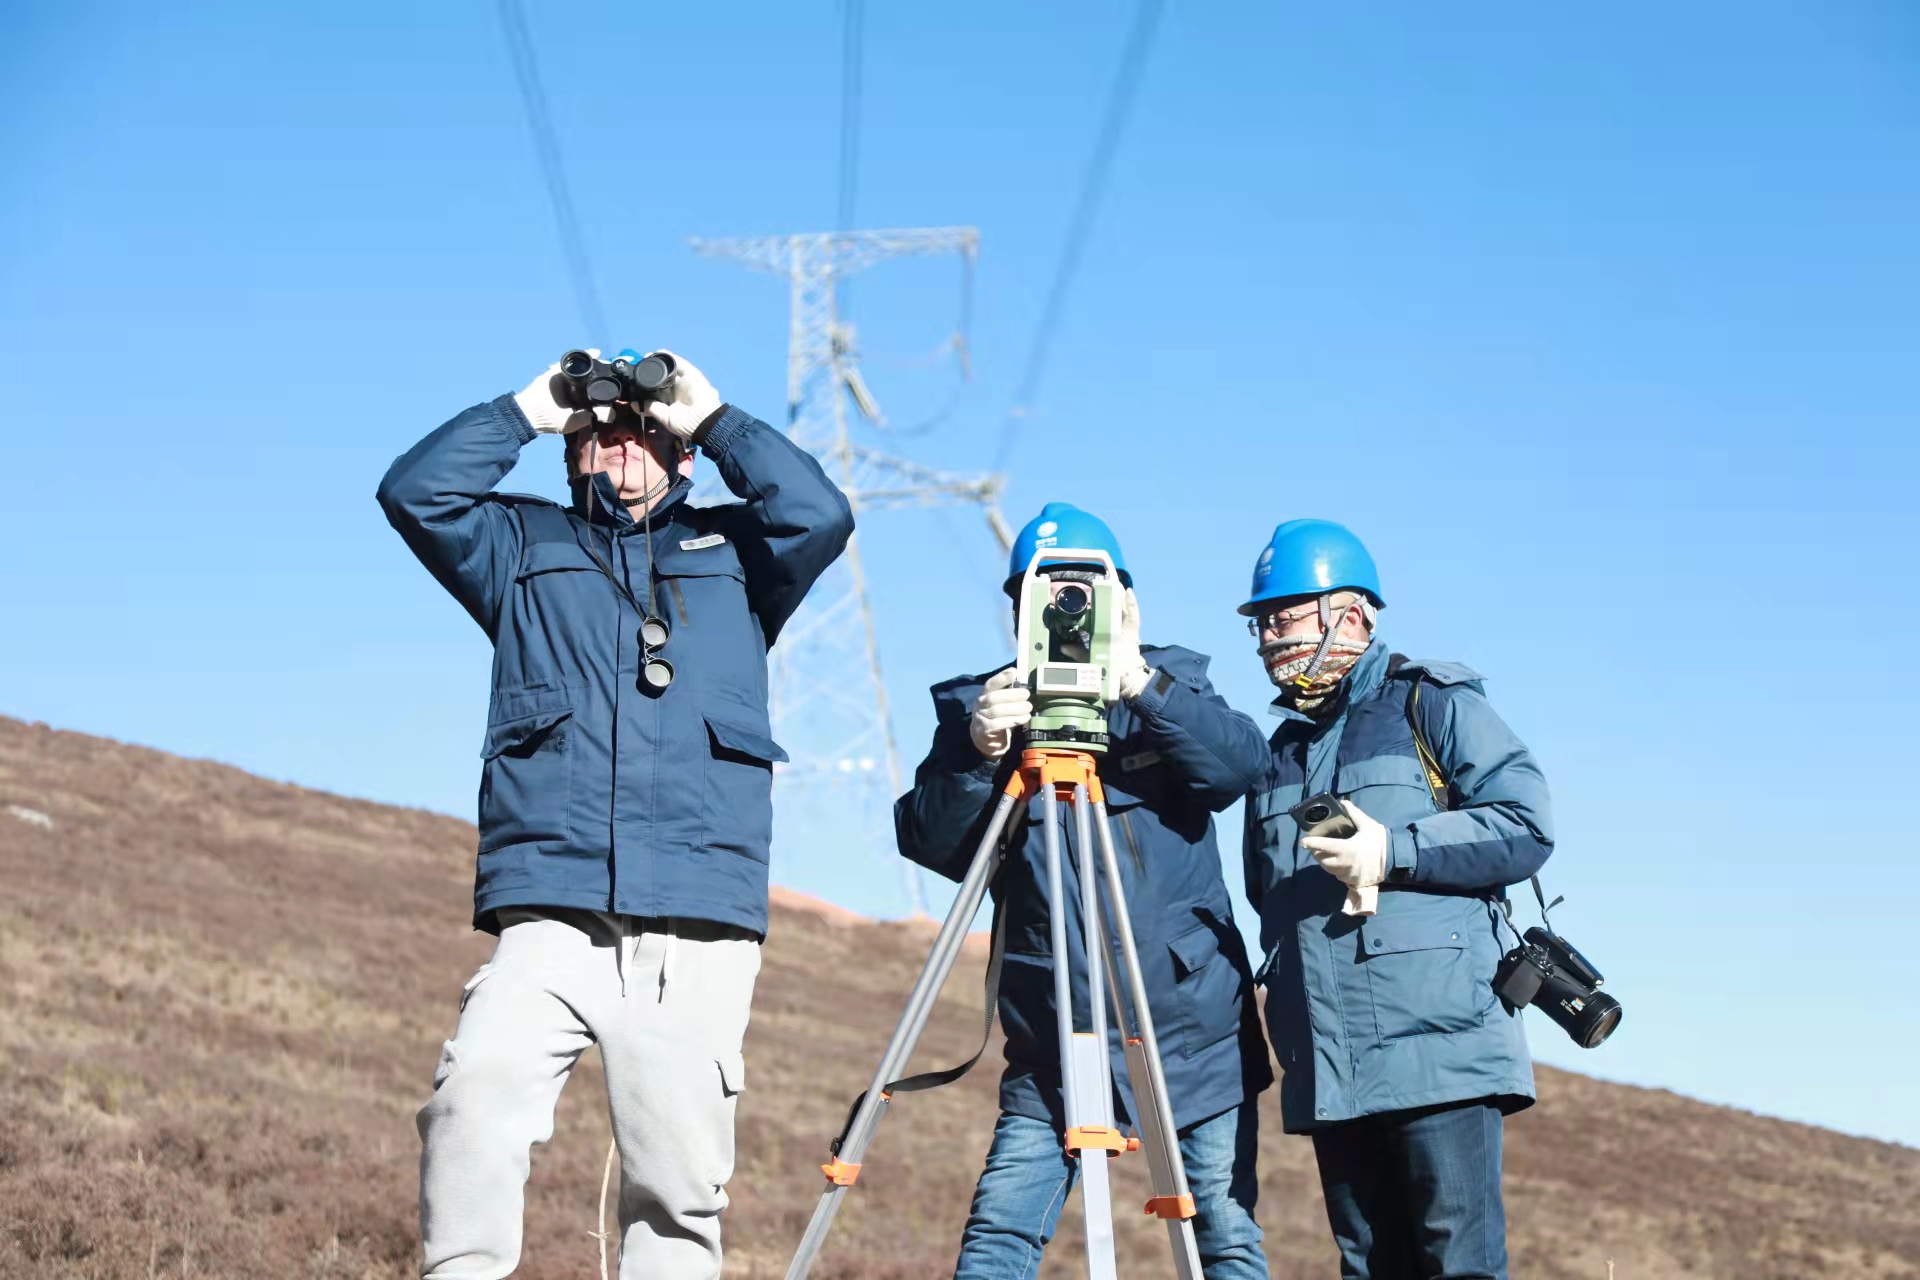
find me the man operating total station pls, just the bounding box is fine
[377,350,852,1279]
[894,503,1274,1280]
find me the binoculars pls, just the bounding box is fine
[556,348,678,412]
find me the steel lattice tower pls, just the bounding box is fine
[691,227,1011,916]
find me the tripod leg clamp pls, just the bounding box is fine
[1144,1194,1197,1220]
[820,1159,862,1186]
[1064,1125,1128,1157]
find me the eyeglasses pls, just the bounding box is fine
[1246,606,1321,637]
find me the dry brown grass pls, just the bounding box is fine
[1,715,1915,1278]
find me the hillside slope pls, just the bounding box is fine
[1,716,1915,1278]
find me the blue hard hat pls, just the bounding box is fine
[1005,502,1131,597]
[1238,519,1383,615]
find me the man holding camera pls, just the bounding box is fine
[1235,520,1553,1280]
[895,503,1273,1280]
[376,352,853,1280]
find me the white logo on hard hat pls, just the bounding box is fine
[1258,547,1274,567]
[1036,521,1059,537]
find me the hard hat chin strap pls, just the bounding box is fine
[1293,593,1344,690]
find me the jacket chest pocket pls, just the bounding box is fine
[655,537,749,618]
[700,704,788,863]
[1334,754,1439,831]
[478,695,575,853]
[655,538,762,692]
[1249,784,1304,882]
[515,541,606,603]
[1358,907,1486,1040]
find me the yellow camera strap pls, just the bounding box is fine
[1398,662,1559,932]
[1404,679,1450,812]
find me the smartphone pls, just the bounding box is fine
[1288,791,1375,916]
[1288,792,1355,839]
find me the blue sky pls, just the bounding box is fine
[3,2,1916,1146]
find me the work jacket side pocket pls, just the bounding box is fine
[1358,910,1482,1040]
[478,694,574,853]
[700,706,789,864]
[1166,919,1240,1059]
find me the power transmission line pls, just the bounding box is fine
[990,0,1165,471]
[496,0,608,345]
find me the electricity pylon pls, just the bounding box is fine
[691,228,1012,916]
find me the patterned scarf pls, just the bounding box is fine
[1260,635,1372,716]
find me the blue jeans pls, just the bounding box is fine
[1310,1100,1508,1280]
[952,1104,1265,1280]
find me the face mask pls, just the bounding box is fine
[1260,633,1371,715]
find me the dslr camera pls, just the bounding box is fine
[1494,926,1622,1049]
[555,348,679,412]
[1012,547,1122,754]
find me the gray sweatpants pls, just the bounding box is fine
[417,908,762,1279]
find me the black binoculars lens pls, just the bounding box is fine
[640,617,670,651]
[643,658,675,691]
[561,350,595,377]
[631,353,676,391]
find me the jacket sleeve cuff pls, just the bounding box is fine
[1389,826,1420,881]
[694,404,754,458]
[494,394,539,444]
[1125,666,1174,712]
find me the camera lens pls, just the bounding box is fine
[561,350,595,377]
[1303,803,1332,825]
[1054,585,1090,617]
[1538,976,1622,1048]
[1559,990,1622,1049]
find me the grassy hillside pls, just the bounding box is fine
[1,716,1914,1278]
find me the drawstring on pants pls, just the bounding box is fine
[610,916,675,1001]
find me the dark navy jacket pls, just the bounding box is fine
[894,647,1274,1132]
[1243,639,1554,1132]
[377,395,853,935]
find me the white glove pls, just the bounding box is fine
[514,351,601,435]
[1111,586,1152,701]
[1300,798,1389,918]
[969,667,1032,761]
[639,350,724,442]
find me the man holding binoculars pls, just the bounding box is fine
[377,349,853,1279]
[895,503,1274,1280]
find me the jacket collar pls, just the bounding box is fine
[570,472,693,530]
[1266,635,1389,728]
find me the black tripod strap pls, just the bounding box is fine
[830,877,1011,1155]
